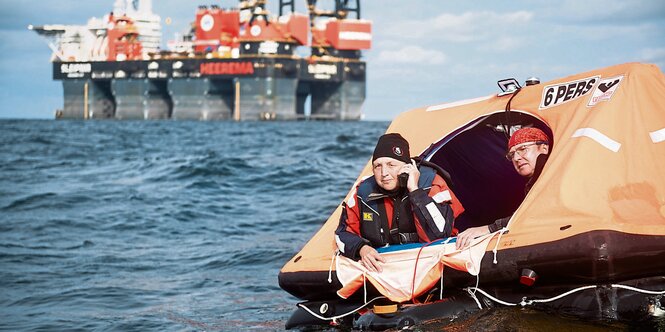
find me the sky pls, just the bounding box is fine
[0,0,664,120]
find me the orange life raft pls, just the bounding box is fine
[279,62,665,329]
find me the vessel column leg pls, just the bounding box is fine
[60,80,115,119]
[112,79,171,119]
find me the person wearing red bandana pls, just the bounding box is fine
[455,127,550,250]
[335,133,465,273]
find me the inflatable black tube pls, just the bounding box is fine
[285,299,364,329]
[443,231,665,294]
[354,293,481,330]
[285,292,482,330]
[278,270,342,300]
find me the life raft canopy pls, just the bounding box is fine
[279,62,665,302]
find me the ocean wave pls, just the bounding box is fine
[162,156,252,182]
[199,246,286,270]
[2,192,57,211]
[316,142,372,159]
[0,120,389,330]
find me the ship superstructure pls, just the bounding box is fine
[30,0,371,120]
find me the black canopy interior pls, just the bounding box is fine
[422,112,553,231]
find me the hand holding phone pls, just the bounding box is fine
[398,159,419,192]
[398,172,409,189]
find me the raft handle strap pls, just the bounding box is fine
[328,250,338,283]
[492,227,509,264]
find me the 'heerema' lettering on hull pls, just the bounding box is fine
[200,62,254,76]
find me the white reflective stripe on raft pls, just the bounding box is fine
[425,95,493,112]
[649,128,665,143]
[572,128,621,152]
[426,202,446,232]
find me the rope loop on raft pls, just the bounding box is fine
[492,227,509,264]
[298,284,665,323]
[296,296,386,322]
[327,250,339,283]
[465,284,665,309]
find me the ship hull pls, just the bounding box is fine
[52,58,366,120]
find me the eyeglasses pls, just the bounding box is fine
[505,141,547,160]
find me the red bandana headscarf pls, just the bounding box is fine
[508,127,549,150]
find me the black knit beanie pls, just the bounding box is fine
[372,133,411,163]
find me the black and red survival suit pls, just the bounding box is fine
[335,165,465,260]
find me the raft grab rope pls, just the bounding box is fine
[327,250,338,283]
[296,296,386,322]
[465,284,665,309]
[492,227,509,264]
[297,284,665,324]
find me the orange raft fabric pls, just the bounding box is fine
[280,62,665,295]
[336,234,497,302]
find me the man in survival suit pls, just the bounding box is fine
[335,133,465,272]
[456,127,550,249]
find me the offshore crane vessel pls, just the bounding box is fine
[30,0,371,120]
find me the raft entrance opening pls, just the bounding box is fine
[422,112,553,231]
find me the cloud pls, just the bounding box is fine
[640,47,665,70]
[640,47,665,61]
[383,10,533,43]
[0,1,102,30]
[430,11,533,42]
[478,36,523,53]
[546,0,665,24]
[375,45,446,65]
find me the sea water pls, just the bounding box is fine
[0,120,659,331]
[0,120,383,331]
